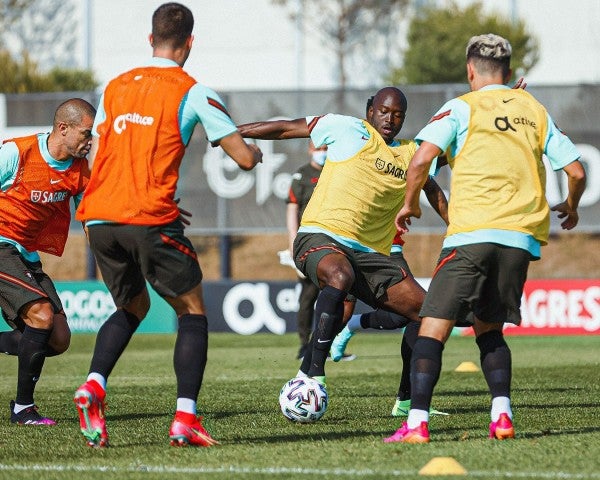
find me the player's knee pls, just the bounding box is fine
[120,286,150,317]
[21,300,55,329]
[316,254,354,290]
[320,266,354,290]
[48,327,71,355]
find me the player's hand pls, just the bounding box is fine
[175,198,192,227]
[395,205,421,234]
[550,201,579,230]
[513,77,527,90]
[248,143,263,166]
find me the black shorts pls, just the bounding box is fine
[0,243,62,328]
[421,243,531,325]
[87,221,202,307]
[390,251,413,276]
[293,232,408,308]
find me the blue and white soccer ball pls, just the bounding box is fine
[278,376,328,423]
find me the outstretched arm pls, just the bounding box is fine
[550,160,586,230]
[237,118,310,140]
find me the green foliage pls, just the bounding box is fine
[45,67,99,92]
[0,50,49,93]
[0,333,598,479]
[388,1,539,84]
[0,49,98,93]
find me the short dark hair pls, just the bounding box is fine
[152,2,194,49]
[54,98,96,127]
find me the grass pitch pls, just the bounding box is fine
[0,333,599,480]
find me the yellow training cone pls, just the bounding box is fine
[419,457,467,476]
[454,361,479,372]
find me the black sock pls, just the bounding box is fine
[476,330,512,398]
[16,326,51,405]
[174,314,208,400]
[397,321,419,400]
[410,336,444,411]
[0,329,22,355]
[89,309,140,378]
[299,334,315,374]
[297,279,318,347]
[362,310,411,330]
[307,286,346,377]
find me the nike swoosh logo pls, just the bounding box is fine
[50,179,62,184]
[502,98,515,103]
[188,426,219,445]
[317,339,331,344]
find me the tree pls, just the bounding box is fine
[45,67,98,92]
[272,0,409,110]
[387,1,539,84]
[0,49,48,93]
[0,49,98,93]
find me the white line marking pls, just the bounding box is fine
[0,464,598,478]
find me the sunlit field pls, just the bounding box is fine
[0,333,598,480]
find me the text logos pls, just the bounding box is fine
[113,112,154,134]
[30,190,68,203]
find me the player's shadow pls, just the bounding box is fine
[436,424,600,441]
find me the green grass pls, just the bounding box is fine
[0,333,599,480]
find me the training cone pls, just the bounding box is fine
[454,361,479,372]
[418,457,467,476]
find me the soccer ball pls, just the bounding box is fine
[278,376,328,423]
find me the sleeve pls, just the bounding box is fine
[415,98,467,152]
[182,84,238,144]
[0,141,20,191]
[306,114,369,161]
[543,113,581,171]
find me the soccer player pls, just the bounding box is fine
[284,140,356,361]
[238,86,448,393]
[385,33,586,443]
[313,95,446,417]
[329,232,448,418]
[0,98,95,425]
[73,2,262,448]
[331,79,528,415]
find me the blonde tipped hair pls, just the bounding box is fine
[466,33,512,60]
